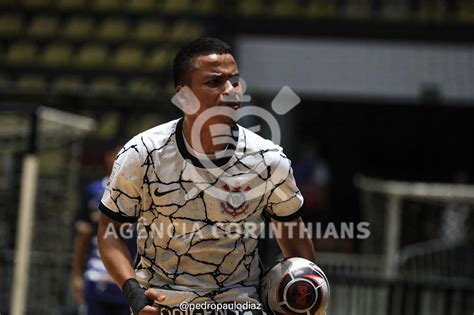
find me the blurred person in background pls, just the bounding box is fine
[72,143,136,315]
[293,142,338,252]
[293,143,331,223]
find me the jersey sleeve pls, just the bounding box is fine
[100,139,144,223]
[265,149,304,221]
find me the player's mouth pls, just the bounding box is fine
[220,102,241,110]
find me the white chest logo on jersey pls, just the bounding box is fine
[221,183,251,217]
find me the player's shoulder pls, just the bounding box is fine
[237,125,297,175]
[238,124,283,155]
[237,125,291,170]
[135,119,179,145]
[121,119,179,155]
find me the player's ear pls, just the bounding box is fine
[171,85,201,115]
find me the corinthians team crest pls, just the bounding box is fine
[221,183,251,216]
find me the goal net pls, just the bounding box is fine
[356,175,474,281]
[323,175,474,315]
[0,104,95,315]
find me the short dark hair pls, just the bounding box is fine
[172,37,232,87]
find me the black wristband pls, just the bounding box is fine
[122,278,153,315]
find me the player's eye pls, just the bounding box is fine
[229,77,240,88]
[207,78,223,87]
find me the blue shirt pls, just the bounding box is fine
[78,177,136,302]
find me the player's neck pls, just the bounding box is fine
[182,117,228,154]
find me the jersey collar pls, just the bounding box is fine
[175,118,239,168]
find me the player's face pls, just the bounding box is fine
[183,53,241,125]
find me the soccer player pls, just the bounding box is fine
[72,144,136,315]
[97,37,316,315]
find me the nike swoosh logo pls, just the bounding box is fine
[154,188,180,197]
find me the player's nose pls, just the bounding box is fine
[223,79,240,95]
[222,80,241,103]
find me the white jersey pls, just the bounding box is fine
[100,118,303,308]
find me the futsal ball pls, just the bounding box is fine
[259,257,330,315]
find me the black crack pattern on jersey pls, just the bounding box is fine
[109,124,300,301]
[110,188,142,219]
[117,143,139,157]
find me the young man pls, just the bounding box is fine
[97,37,316,315]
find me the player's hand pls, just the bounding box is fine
[137,289,166,314]
[138,305,161,315]
[72,275,84,304]
[144,288,166,302]
[123,278,166,315]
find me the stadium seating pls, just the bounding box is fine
[76,44,108,68]
[40,43,73,67]
[162,0,191,14]
[305,0,338,18]
[89,76,120,94]
[17,74,47,90]
[56,0,86,10]
[96,18,129,41]
[146,48,170,71]
[21,0,51,9]
[193,0,216,15]
[0,0,470,100]
[169,20,204,43]
[6,41,37,65]
[0,14,23,38]
[92,0,123,12]
[133,20,166,43]
[0,73,10,89]
[61,16,95,39]
[51,75,84,92]
[459,0,474,22]
[238,0,266,17]
[127,0,155,13]
[28,15,59,39]
[126,77,159,96]
[111,45,144,69]
[270,0,301,18]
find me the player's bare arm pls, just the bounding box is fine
[273,217,317,262]
[97,213,136,286]
[97,213,165,314]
